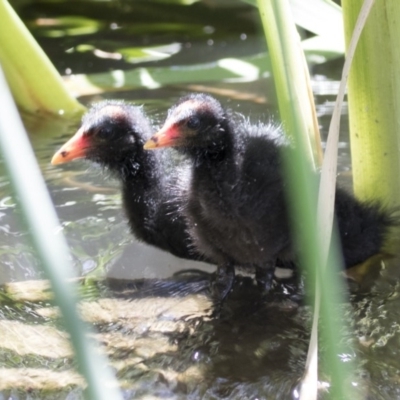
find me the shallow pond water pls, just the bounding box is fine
[2,0,400,399]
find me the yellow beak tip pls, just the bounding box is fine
[50,153,63,165]
[143,140,157,150]
[51,149,72,165]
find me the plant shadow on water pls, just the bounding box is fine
[2,263,400,399]
[1,0,400,398]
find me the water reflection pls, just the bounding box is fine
[3,265,400,398]
[2,0,399,398]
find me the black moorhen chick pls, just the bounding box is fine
[51,100,206,263]
[144,93,395,299]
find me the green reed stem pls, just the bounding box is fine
[0,65,122,400]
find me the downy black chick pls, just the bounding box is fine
[51,100,207,262]
[144,93,395,300]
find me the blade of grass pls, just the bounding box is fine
[318,0,376,265]
[306,5,375,398]
[298,0,375,397]
[244,0,343,42]
[257,0,322,166]
[301,1,375,398]
[0,64,122,400]
[256,1,354,399]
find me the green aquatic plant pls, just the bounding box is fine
[0,1,85,116]
[0,66,122,400]
[256,0,362,399]
[342,0,400,210]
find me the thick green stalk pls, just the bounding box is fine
[342,0,400,208]
[0,0,85,116]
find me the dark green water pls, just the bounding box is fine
[1,1,400,399]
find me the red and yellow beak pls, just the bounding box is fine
[51,127,89,165]
[144,123,183,150]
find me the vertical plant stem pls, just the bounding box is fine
[0,65,122,400]
[256,1,353,398]
[342,0,400,209]
[257,0,322,167]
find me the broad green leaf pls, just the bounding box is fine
[0,1,85,116]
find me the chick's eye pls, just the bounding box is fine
[186,116,200,130]
[96,127,112,140]
[82,127,96,138]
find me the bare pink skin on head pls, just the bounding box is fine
[144,98,209,150]
[51,104,132,165]
[96,105,128,121]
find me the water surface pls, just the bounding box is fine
[1,1,399,399]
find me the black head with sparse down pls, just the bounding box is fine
[52,100,154,178]
[145,93,233,159]
[80,101,152,165]
[51,100,211,263]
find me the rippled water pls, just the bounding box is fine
[0,105,351,283]
[1,0,354,286]
[1,88,352,285]
[2,1,400,399]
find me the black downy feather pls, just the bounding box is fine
[66,100,208,262]
[151,93,397,299]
